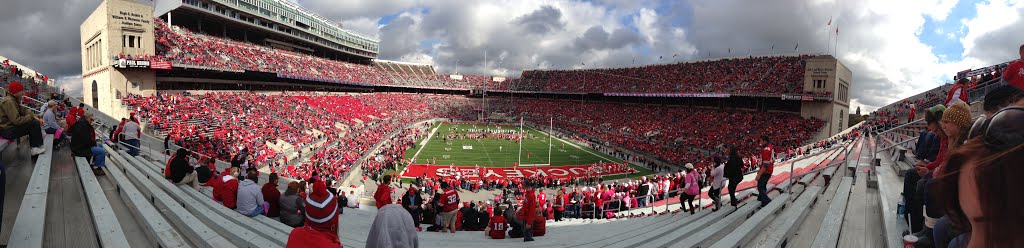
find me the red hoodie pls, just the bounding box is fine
[285,225,343,248]
[214,175,239,209]
[518,190,536,224]
[373,184,392,209]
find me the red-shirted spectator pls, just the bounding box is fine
[1003,44,1024,88]
[262,173,282,217]
[756,136,775,208]
[519,185,537,242]
[945,78,970,106]
[374,175,393,209]
[440,181,460,233]
[214,167,240,209]
[485,206,508,239]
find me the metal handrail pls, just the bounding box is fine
[787,145,845,194]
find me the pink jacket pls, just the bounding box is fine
[684,173,699,196]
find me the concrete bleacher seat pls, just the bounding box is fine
[741,186,822,248]
[103,145,235,247]
[115,149,280,247]
[612,206,725,248]
[7,135,53,247]
[798,172,818,186]
[671,194,791,248]
[709,188,808,248]
[567,209,712,247]
[73,157,132,247]
[811,177,854,247]
[96,152,190,248]
[876,148,912,248]
[132,158,299,238]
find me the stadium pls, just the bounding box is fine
[0,0,1021,247]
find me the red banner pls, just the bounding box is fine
[151,61,172,70]
[401,163,635,180]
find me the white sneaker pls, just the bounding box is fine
[31,147,46,156]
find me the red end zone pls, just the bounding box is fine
[401,163,636,180]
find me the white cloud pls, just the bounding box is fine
[56,75,83,97]
[959,0,1024,65]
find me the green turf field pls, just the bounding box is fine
[399,123,654,179]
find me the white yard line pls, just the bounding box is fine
[475,138,496,166]
[536,127,621,164]
[402,123,442,175]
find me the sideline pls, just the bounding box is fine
[402,122,442,175]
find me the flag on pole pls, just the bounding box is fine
[836,25,839,35]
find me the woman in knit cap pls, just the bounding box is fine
[366,204,419,248]
[908,101,973,246]
[286,180,342,248]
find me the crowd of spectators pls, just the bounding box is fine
[153,19,820,95]
[154,18,390,85]
[510,55,810,94]
[126,91,478,183]
[503,98,824,170]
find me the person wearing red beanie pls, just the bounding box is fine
[0,81,46,156]
[286,181,342,248]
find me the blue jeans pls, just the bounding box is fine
[637,197,647,208]
[757,173,772,207]
[91,146,107,169]
[125,139,140,156]
[934,217,960,248]
[242,203,266,217]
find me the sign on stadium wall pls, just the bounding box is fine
[401,164,635,180]
[112,59,172,70]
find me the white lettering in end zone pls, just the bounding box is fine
[462,145,473,150]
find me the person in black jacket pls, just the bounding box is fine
[69,113,107,176]
[195,157,214,184]
[724,145,744,207]
[402,186,424,231]
[169,149,198,189]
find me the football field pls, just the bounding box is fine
[402,123,653,178]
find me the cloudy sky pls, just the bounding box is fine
[1,0,1022,112]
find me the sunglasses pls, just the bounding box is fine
[969,106,1024,151]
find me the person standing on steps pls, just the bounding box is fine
[724,145,744,207]
[709,156,726,211]
[756,136,775,208]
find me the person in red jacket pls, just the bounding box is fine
[485,205,508,239]
[518,183,537,242]
[440,181,460,233]
[533,211,546,237]
[374,175,393,209]
[286,180,342,248]
[214,167,240,209]
[262,173,282,217]
[945,78,970,106]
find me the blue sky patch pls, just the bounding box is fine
[917,0,979,62]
